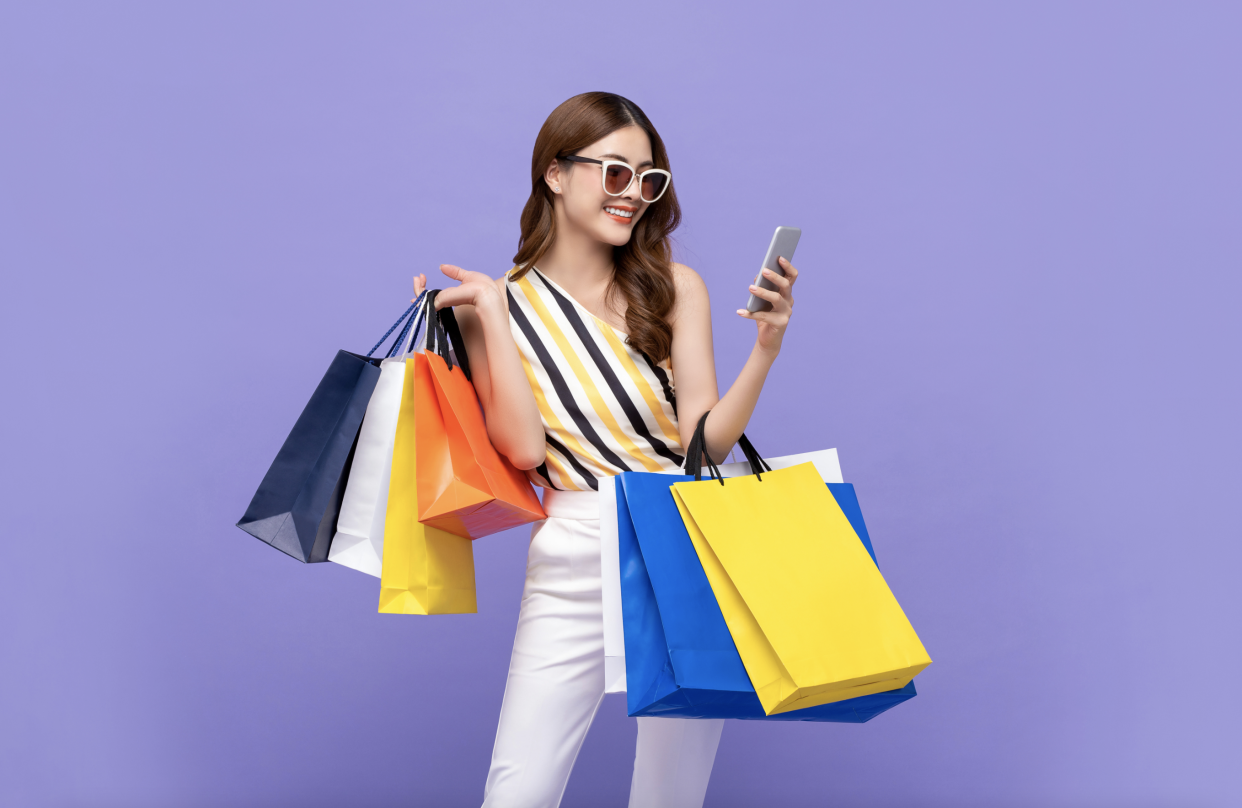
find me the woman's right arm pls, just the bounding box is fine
[428,265,547,470]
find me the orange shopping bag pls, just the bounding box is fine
[414,292,546,539]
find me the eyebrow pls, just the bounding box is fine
[597,153,655,169]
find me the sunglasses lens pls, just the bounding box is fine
[641,172,668,201]
[603,164,634,195]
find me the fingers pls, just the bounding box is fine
[761,267,792,293]
[747,283,787,308]
[778,256,799,283]
[759,267,795,308]
[440,263,467,281]
[737,308,787,328]
[412,273,427,300]
[432,285,471,309]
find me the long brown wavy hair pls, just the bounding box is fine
[512,92,681,362]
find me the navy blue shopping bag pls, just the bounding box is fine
[617,463,916,721]
[236,299,423,563]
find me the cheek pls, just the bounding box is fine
[567,188,606,226]
[565,195,596,228]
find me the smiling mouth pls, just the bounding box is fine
[605,206,635,223]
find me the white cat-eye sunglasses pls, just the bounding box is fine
[560,155,672,203]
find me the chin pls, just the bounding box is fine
[600,228,633,248]
[598,216,640,247]
[569,205,639,247]
[579,219,631,247]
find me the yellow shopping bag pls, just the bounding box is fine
[378,349,477,615]
[671,460,930,715]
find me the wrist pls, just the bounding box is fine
[753,339,781,362]
[473,287,506,318]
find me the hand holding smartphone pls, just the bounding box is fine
[745,226,801,313]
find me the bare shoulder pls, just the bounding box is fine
[670,262,709,325]
[672,262,706,290]
[672,262,709,301]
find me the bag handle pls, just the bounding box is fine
[389,292,429,359]
[367,301,416,358]
[683,410,771,484]
[367,291,428,358]
[423,290,473,382]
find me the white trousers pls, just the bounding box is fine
[483,488,724,808]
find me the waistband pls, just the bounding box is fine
[541,487,600,521]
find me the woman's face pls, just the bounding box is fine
[549,125,655,248]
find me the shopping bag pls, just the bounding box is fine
[601,445,848,695]
[330,295,429,577]
[671,413,931,715]
[236,308,417,562]
[617,442,916,721]
[599,476,628,693]
[414,291,545,539]
[378,307,477,615]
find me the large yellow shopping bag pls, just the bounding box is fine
[378,344,477,615]
[670,417,929,714]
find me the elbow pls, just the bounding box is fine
[486,416,547,470]
[498,433,546,470]
[703,437,733,467]
[507,448,547,471]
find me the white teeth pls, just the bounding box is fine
[605,207,634,218]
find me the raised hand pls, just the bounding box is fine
[433,264,503,311]
[737,256,798,355]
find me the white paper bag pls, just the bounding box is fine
[599,476,627,692]
[329,301,426,577]
[599,447,845,693]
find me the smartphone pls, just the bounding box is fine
[745,226,801,313]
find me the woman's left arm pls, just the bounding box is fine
[670,258,798,462]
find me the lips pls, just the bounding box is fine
[605,205,636,224]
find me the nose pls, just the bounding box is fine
[621,170,642,205]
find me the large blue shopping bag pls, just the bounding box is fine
[617,470,916,721]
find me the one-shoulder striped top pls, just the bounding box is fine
[506,267,686,491]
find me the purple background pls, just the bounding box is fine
[2,3,1239,806]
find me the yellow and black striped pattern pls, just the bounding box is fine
[506,268,684,491]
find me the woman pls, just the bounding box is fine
[417,92,798,808]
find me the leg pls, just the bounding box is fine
[627,717,725,808]
[483,515,605,808]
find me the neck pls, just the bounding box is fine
[535,206,615,298]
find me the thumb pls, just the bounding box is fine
[441,263,467,282]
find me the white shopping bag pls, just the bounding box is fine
[599,476,627,692]
[599,447,845,694]
[329,299,427,577]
